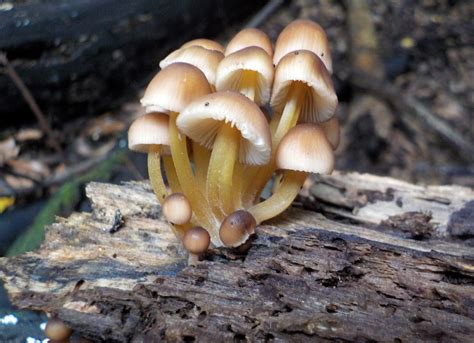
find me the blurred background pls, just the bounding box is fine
[0,0,473,340]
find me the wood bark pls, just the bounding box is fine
[1,172,473,342]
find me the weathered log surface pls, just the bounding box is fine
[1,172,473,342]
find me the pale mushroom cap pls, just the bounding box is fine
[320,116,340,150]
[273,19,332,73]
[271,50,338,123]
[276,124,335,174]
[177,91,271,165]
[159,46,224,87]
[44,318,72,341]
[219,210,256,247]
[140,63,211,113]
[183,226,211,254]
[225,28,273,57]
[181,38,225,53]
[128,112,170,154]
[216,46,274,105]
[162,193,192,225]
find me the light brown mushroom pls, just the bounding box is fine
[225,27,273,57]
[44,317,72,341]
[181,38,225,53]
[219,210,256,247]
[162,192,192,225]
[182,226,211,265]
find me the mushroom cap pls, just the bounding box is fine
[177,91,272,165]
[273,19,332,73]
[216,47,274,106]
[225,28,273,57]
[276,124,334,174]
[320,116,340,150]
[181,38,225,53]
[159,46,224,87]
[141,63,212,113]
[44,318,73,341]
[219,210,256,247]
[162,193,192,225]
[128,112,170,154]
[271,50,338,123]
[183,226,211,254]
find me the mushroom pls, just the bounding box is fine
[162,192,192,225]
[182,226,211,265]
[181,38,225,54]
[177,91,271,244]
[44,317,72,341]
[141,63,215,229]
[225,27,273,57]
[273,19,333,73]
[249,124,334,224]
[320,116,341,150]
[219,210,256,247]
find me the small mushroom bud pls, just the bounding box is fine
[219,210,256,247]
[162,193,192,225]
[183,226,211,265]
[44,317,72,341]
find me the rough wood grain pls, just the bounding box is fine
[1,172,473,342]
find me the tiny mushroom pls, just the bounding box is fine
[225,27,273,57]
[162,192,192,225]
[44,317,73,341]
[181,38,225,53]
[219,210,256,247]
[182,226,211,265]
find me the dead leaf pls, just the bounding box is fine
[0,196,15,213]
[15,128,43,142]
[7,158,50,179]
[0,138,20,166]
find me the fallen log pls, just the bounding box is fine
[1,172,473,341]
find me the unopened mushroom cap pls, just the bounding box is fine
[216,46,274,105]
[141,63,211,113]
[271,50,338,123]
[183,226,211,254]
[162,193,192,225]
[276,124,334,174]
[128,112,170,154]
[219,210,256,247]
[225,28,273,57]
[177,91,271,165]
[44,318,73,341]
[273,19,332,73]
[159,46,224,87]
[320,116,340,150]
[181,38,225,53]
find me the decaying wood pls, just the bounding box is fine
[1,172,473,342]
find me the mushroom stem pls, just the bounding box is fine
[239,70,257,101]
[207,124,240,217]
[193,142,210,195]
[163,155,182,193]
[147,147,168,204]
[233,160,244,209]
[249,170,307,224]
[169,112,215,230]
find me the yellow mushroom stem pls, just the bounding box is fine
[147,147,168,204]
[245,82,307,205]
[163,155,182,193]
[169,112,215,231]
[207,124,240,217]
[249,170,307,224]
[232,160,244,209]
[192,142,211,196]
[239,70,257,101]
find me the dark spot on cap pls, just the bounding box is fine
[205,102,209,106]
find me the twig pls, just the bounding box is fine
[0,52,63,154]
[245,0,285,28]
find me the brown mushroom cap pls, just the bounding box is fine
[44,318,73,341]
[270,50,338,123]
[162,193,192,225]
[128,112,170,154]
[183,226,211,254]
[159,46,224,87]
[320,116,340,150]
[219,210,256,247]
[276,124,334,174]
[176,91,272,165]
[216,46,274,106]
[273,19,332,73]
[225,28,273,57]
[140,63,212,113]
[181,38,225,53]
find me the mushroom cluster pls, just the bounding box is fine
[128,20,340,262]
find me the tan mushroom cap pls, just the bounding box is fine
[181,38,225,54]
[271,50,338,123]
[162,193,192,225]
[273,19,332,73]
[128,112,170,154]
[276,124,334,174]
[177,91,272,165]
[219,210,256,247]
[44,318,72,341]
[216,47,274,105]
[141,63,212,114]
[183,226,211,254]
[159,46,224,87]
[320,116,340,150]
[225,28,273,57]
